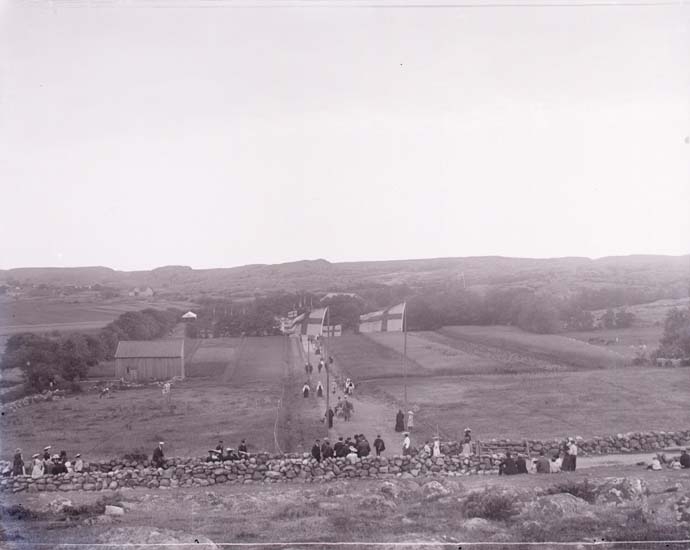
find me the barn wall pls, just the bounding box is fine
[115,357,184,381]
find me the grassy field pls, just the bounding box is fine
[327,329,690,444]
[438,325,628,370]
[0,336,323,462]
[0,297,196,346]
[564,326,663,360]
[369,367,690,441]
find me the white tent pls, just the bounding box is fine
[181,311,197,319]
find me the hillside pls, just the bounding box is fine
[1,255,688,296]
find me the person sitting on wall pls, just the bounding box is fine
[535,450,551,474]
[680,448,690,469]
[516,453,529,474]
[550,453,562,473]
[499,452,518,476]
[152,442,166,468]
[238,439,249,458]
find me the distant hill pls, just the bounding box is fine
[1,255,688,297]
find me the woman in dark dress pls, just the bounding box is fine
[395,409,405,432]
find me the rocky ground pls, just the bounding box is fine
[2,464,689,550]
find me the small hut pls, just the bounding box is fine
[115,340,185,381]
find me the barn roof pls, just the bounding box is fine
[115,340,183,359]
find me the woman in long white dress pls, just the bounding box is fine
[31,454,44,478]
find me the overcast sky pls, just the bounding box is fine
[1,0,688,271]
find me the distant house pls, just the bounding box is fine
[115,340,184,381]
[128,286,154,298]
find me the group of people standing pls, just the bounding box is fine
[311,433,386,462]
[11,446,84,478]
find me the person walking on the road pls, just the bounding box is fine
[343,398,353,421]
[325,406,335,429]
[374,435,386,456]
[318,359,324,374]
[395,410,405,432]
[407,410,414,430]
[402,432,411,456]
[311,439,322,462]
[316,381,324,398]
[302,382,310,398]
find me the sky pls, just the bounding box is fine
[0,0,688,271]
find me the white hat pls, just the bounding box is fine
[32,453,40,458]
[75,454,81,458]
[43,446,51,451]
[159,441,164,445]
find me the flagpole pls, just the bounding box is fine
[403,302,408,413]
[325,306,330,436]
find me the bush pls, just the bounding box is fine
[462,489,518,521]
[547,479,597,504]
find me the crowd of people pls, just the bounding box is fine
[8,446,84,478]
[310,433,387,462]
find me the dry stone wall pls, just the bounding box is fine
[464,430,690,457]
[3,429,688,495]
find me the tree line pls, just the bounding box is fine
[1,308,181,391]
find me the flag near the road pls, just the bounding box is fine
[358,302,406,333]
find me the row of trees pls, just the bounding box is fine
[405,286,638,334]
[1,308,181,391]
[656,307,690,359]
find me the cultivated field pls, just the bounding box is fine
[0,336,325,462]
[327,328,690,444]
[438,325,628,370]
[0,296,195,336]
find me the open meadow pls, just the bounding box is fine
[371,367,690,441]
[0,296,195,339]
[326,328,690,444]
[0,336,325,462]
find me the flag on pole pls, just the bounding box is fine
[288,307,328,336]
[358,302,406,333]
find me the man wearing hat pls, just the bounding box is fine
[680,448,690,469]
[215,440,224,455]
[43,446,51,461]
[152,442,165,468]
